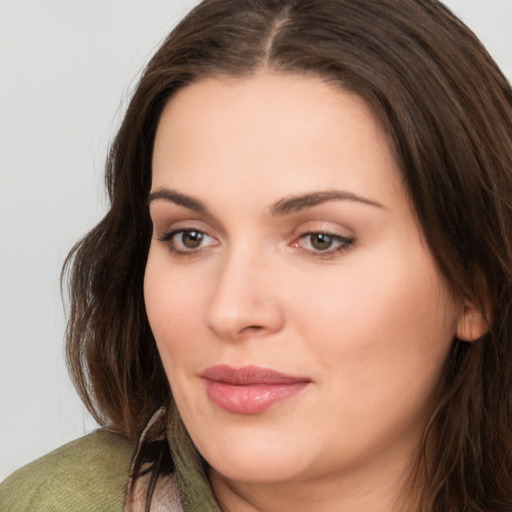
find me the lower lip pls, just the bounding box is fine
[204,380,309,414]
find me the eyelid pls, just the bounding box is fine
[289,221,356,258]
[292,231,354,250]
[149,203,223,236]
[157,228,219,258]
[153,217,214,236]
[291,219,354,239]
[153,217,220,257]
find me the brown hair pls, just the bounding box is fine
[63,0,512,509]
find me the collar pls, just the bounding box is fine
[125,407,183,512]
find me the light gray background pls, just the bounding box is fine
[1,0,511,481]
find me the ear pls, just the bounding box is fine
[456,300,488,342]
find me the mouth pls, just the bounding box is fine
[200,364,312,414]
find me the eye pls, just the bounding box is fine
[293,232,354,256]
[175,230,206,249]
[158,229,217,255]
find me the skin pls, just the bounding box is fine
[144,72,483,511]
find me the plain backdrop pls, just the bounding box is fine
[1,0,512,482]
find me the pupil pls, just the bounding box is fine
[183,231,203,248]
[312,233,332,251]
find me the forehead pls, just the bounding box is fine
[151,72,401,205]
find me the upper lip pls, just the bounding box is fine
[201,364,311,385]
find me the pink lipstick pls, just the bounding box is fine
[201,365,311,414]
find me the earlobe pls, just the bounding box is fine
[455,301,488,342]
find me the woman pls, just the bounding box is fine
[1,0,511,510]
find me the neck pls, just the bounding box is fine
[209,450,422,512]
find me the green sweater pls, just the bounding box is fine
[0,430,136,511]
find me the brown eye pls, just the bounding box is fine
[180,230,204,249]
[310,233,335,251]
[294,232,355,257]
[158,228,216,255]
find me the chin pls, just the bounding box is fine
[199,433,312,484]
[210,457,305,485]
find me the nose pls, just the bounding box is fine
[204,247,285,341]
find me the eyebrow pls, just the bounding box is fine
[269,190,384,216]
[148,188,384,215]
[148,189,209,213]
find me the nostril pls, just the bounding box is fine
[243,325,264,333]
[229,325,269,339]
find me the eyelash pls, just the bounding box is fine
[158,229,217,257]
[157,229,355,259]
[294,232,355,259]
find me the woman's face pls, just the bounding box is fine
[145,73,466,490]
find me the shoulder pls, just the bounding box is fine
[0,429,136,512]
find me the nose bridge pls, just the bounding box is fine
[204,240,283,340]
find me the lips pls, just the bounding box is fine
[201,364,311,414]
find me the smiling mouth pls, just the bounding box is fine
[201,364,312,414]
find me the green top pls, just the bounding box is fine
[0,430,136,511]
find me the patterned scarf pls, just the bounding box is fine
[125,406,221,512]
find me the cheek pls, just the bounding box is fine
[294,246,458,387]
[144,250,205,362]
[290,258,457,459]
